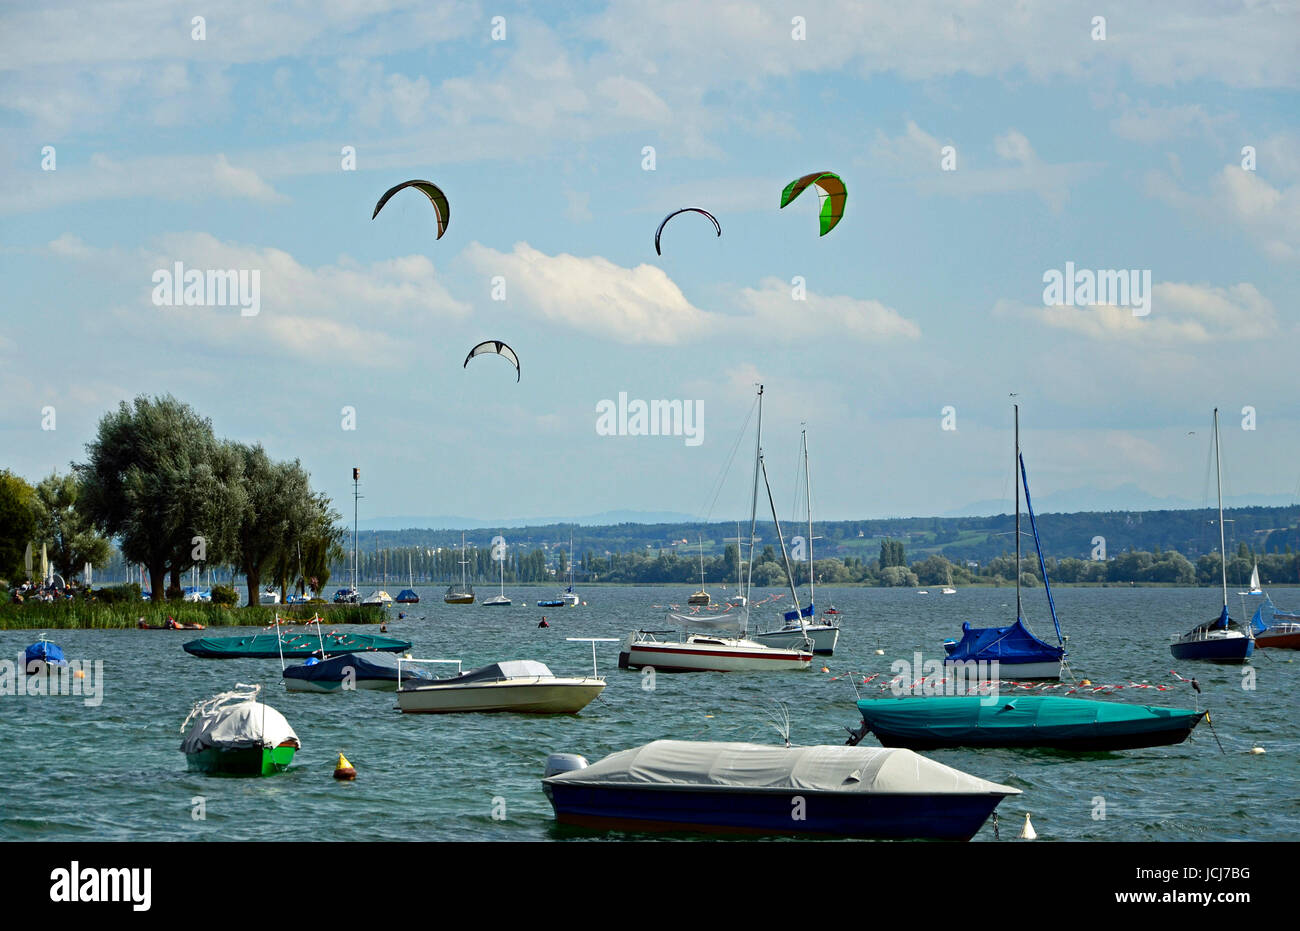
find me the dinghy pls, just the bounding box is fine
[852,695,1206,752]
[24,639,68,671]
[180,685,299,776]
[541,740,1019,840]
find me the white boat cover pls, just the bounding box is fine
[436,660,555,684]
[547,740,1019,796]
[666,613,744,635]
[179,699,299,754]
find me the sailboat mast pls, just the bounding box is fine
[761,455,805,630]
[744,385,764,626]
[1215,408,1227,608]
[804,426,814,611]
[351,468,360,593]
[1014,405,1022,622]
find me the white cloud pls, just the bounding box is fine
[462,241,710,345]
[1109,99,1225,143]
[1005,281,1280,343]
[738,277,921,342]
[1147,165,1300,260]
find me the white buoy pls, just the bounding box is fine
[1020,813,1037,840]
[1249,746,1265,755]
[874,649,885,655]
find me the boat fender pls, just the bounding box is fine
[334,752,357,780]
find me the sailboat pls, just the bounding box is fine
[444,534,476,604]
[396,552,420,603]
[333,468,361,604]
[1170,410,1254,663]
[725,522,748,607]
[942,405,1066,680]
[1239,564,1263,596]
[942,567,957,595]
[752,427,840,654]
[687,537,711,605]
[538,537,580,607]
[482,538,511,606]
[362,544,393,606]
[619,385,812,672]
[1251,595,1300,649]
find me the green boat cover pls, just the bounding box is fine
[183,631,411,658]
[857,694,1204,749]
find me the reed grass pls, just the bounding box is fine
[0,600,385,630]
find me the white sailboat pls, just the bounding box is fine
[687,536,711,605]
[752,427,840,655]
[1240,564,1263,596]
[482,538,511,606]
[619,385,812,673]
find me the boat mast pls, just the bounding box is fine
[698,535,706,589]
[803,426,814,613]
[1014,405,1022,623]
[760,454,805,630]
[352,467,361,594]
[1214,408,1227,609]
[744,385,764,631]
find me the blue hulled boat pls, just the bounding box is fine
[943,406,1065,680]
[1170,410,1254,664]
[542,740,1019,840]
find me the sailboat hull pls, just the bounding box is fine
[751,625,839,655]
[618,636,811,672]
[1169,634,1254,663]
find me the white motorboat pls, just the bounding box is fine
[619,627,812,672]
[361,589,392,606]
[259,588,281,605]
[396,659,604,714]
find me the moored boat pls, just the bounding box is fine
[180,685,299,776]
[444,534,476,604]
[183,627,411,659]
[1170,410,1254,664]
[283,651,433,692]
[1252,595,1300,649]
[24,639,68,671]
[541,740,1020,840]
[618,618,811,673]
[852,695,1206,752]
[396,659,604,714]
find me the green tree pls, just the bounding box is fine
[0,470,37,582]
[31,472,111,582]
[233,445,312,606]
[75,395,219,599]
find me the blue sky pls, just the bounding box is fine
[2,1,1298,524]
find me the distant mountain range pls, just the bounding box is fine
[358,510,699,531]
[943,484,1297,517]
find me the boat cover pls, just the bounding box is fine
[546,740,1019,797]
[783,603,814,622]
[943,618,1063,665]
[857,695,1202,740]
[431,660,555,685]
[179,699,299,753]
[395,589,419,601]
[282,651,432,684]
[1180,605,1243,639]
[668,613,743,635]
[1250,598,1274,635]
[24,641,67,667]
[183,632,412,658]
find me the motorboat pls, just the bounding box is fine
[361,589,393,607]
[333,587,359,604]
[396,659,604,714]
[259,588,281,605]
[541,740,1020,840]
[282,651,433,693]
[618,616,811,673]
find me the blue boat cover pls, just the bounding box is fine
[943,618,1064,665]
[283,652,432,684]
[783,603,815,623]
[25,640,67,667]
[395,589,419,601]
[1250,597,1274,634]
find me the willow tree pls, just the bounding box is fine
[31,472,111,582]
[76,396,219,599]
[0,470,37,583]
[232,445,319,606]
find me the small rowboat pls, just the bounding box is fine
[180,685,299,776]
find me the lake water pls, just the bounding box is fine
[1,585,1296,842]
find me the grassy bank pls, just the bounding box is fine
[0,601,385,630]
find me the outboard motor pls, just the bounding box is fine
[543,752,589,779]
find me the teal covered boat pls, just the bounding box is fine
[183,630,411,659]
[853,695,1206,751]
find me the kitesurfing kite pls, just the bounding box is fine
[654,207,721,255]
[779,171,846,236]
[372,180,450,240]
[463,340,520,382]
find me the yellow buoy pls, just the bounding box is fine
[821,666,829,673]
[1079,679,1092,686]
[334,752,357,780]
